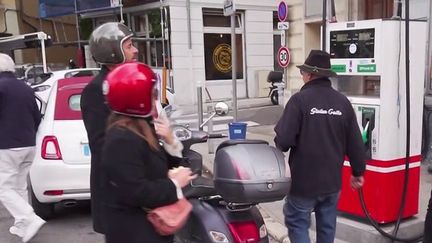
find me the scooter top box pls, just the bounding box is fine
[214,140,291,204]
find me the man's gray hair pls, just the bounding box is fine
[0,53,15,73]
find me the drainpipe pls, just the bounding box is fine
[330,0,336,22]
[186,0,192,49]
[321,0,327,50]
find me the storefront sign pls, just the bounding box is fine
[213,44,232,73]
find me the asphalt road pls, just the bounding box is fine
[0,105,283,243]
[0,202,278,243]
[0,202,103,243]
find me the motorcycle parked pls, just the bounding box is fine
[171,103,291,243]
[267,71,283,105]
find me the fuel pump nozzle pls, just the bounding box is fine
[361,121,370,144]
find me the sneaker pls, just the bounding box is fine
[9,225,24,238]
[22,215,46,243]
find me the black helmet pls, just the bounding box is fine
[89,22,134,65]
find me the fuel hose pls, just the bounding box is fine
[356,1,424,242]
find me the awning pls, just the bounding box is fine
[0,32,51,51]
[39,0,160,18]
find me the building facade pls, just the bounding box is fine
[85,0,430,106]
[0,0,78,66]
[2,0,430,106]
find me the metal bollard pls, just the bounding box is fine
[197,86,203,131]
[207,105,215,154]
[207,118,215,154]
[275,82,285,106]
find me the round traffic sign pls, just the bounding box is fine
[278,46,290,68]
[278,1,288,22]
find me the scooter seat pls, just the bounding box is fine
[183,176,218,199]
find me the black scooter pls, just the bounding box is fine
[267,71,283,105]
[172,123,291,243]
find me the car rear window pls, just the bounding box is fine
[69,95,81,111]
[54,77,92,120]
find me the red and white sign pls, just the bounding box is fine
[277,46,290,68]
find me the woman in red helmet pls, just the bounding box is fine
[101,62,196,243]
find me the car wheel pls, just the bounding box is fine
[29,184,55,220]
[271,92,279,105]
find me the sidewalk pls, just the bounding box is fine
[191,125,431,243]
[175,97,273,116]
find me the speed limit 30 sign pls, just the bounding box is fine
[278,46,290,68]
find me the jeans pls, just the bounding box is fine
[283,191,340,243]
[424,189,432,243]
[0,147,37,224]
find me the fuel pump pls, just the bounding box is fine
[325,19,427,224]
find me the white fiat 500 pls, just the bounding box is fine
[30,76,92,219]
[30,68,100,103]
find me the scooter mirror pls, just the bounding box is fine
[163,104,173,113]
[214,102,229,116]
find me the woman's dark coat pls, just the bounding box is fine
[101,126,183,243]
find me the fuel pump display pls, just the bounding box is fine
[326,19,427,223]
[330,28,375,59]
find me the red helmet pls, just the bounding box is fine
[104,62,157,117]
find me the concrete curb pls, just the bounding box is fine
[257,205,289,243]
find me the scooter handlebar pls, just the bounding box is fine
[208,133,228,139]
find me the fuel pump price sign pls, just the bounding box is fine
[278,46,290,68]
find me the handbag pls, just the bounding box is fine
[146,198,192,236]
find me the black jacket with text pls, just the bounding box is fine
[274,77,366,197]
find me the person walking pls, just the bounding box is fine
[101,62,195,243]
[274,50,366,243]
[0,53,45,242]
[80,22,138,234]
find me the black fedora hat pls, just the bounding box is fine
[296,50,337,77]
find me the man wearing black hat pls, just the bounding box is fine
[274,50,366,243]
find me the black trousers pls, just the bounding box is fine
[425,189,432,243]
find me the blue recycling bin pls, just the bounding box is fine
[228,122,247,140]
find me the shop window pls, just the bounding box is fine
[365,0,394,19]
[203,8,244,81]
[204,33,243,80]
[203,8,240,28]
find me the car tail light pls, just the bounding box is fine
[227,221,260,243]
[44,190,64,196]
[41,136,62,160]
